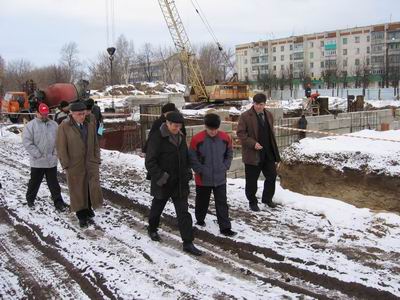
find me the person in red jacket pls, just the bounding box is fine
[189,113,236,237]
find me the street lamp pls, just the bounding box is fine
[107,47,116,87]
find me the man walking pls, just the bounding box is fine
[56,101,103,228]
[189,113,236,236]
[23,103,68,211]
[145,111,202,256]
[237,93,281,212]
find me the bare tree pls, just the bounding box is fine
[88,53,111,90]
[3,59,33,91]
[156,45,181,83]
[60,42,81,83]
[196,43,227,85]
[114,35,136,84]
[137,43,155,82]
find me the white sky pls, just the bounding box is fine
[1,0,399,67]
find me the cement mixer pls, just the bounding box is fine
[1,80,89,123]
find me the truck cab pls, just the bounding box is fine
[1,92,30,122]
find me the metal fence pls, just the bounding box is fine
[270,87,400,100]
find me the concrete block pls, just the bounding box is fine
[328,119,340,130]
[339,118,351,128]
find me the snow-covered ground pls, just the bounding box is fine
[1,123,399,299]
[282,129,400,177]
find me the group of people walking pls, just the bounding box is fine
[22,93,281,256]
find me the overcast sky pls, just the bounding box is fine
[1,0,399,67]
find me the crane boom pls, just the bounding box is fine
[158,0,208,101]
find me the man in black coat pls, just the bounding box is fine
[145,111,202,256]
[143,102,186,153]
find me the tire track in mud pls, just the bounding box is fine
[0,207,113,300]
[101,187,399,300]
[0,145,398,299]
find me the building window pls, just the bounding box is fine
[281,65,284,70]
[367,58,370,65]
[311,72,314,77]
[310,41,314,48]
[273,66,276,71]
[245,68,248,73]
[244,51,247,56]
[290,44,293,50]
[367,46,370,54]
[356,48,360,54]
[290,54,293,60]
[310,62,314,68]
[343,49,347,55]
[281,55,284,61]
[310,52,314,59]
[244,59,248,64]
[281,45,284,52]
[367,35,370,42]
[320,41,324,47]
[321,61,324,68]
[343,37,348,45]
[273,56,276,62]
[355,36,360,43]
[355,58,360,66]
[273,47,276,53]
[343,59,347,67]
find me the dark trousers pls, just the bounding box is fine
[148,196,193,243]
[245,161,277,205]
[76,188,94,220]
[26,167,63,204]
[195,184,231,231]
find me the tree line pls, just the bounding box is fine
[0,34,234,95]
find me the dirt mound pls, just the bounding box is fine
[279,162,400,212]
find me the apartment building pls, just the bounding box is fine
[235,22,400,88]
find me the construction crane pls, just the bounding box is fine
[158,0,208,102]
[158,0,249,104]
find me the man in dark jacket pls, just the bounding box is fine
[85,98,103,134]
[143,102,186,153]
[298,114,307,140]
[189,113,236,236]
[145,111,202,256]
[54,101,70,125]
[237,93,281,212]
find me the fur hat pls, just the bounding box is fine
[161,102,176,114]
[204,113,221,129]
[69,101,87,112]
[253,93,267,103]
[166,111,184,124]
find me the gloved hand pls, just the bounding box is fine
[156,172,170,186]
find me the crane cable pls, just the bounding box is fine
[105,0,116,46]
[189,0,235,73]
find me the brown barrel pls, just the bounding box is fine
[43,83,78,108]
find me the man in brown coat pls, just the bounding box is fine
[237,93,281,212]
[56,101,103,228]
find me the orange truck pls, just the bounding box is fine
[0,91,30,123]
[1,81,86,123]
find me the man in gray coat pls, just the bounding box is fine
[23,103,68,211]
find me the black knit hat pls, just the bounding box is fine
[204,113,221,129]
[69,101,87,112]
[166,111,184,124]
[161,102,176,114]
[59,101,69,109]
[85,98,95,109]
[253,93,267,103]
